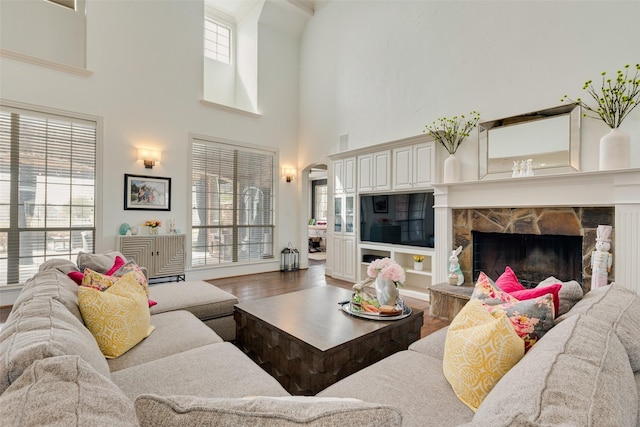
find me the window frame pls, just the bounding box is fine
[204,6,234,65]
[0,100,102,287]
[189,134,277,269]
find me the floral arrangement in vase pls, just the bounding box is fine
[367,257,405,287]
[561,64,640,129]
[561,63,640,170]
[412,255,424,271]
[145,219,162,234]
[412,255,424,263]
[423,111,481,155]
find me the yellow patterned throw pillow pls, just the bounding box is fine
[443,299,524,412]
[78,272,154,358]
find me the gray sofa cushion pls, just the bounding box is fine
[318,350,475,427]
[557,284,640,371]
[408,326,448,360]
[536,276,583,316]
[11,269,83,324]
[0,355,137,427]
[108,310,224,372]
[38,258,82,275]
[149,280,238,321]
[112,342,290,400]
[470,315,637,426]
[0,298,110,394]
[135,395,402,427]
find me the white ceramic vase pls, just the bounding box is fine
[443,154,461,183]
[599,128,630,170]
[414,261,423,271]
[375,276,398,306]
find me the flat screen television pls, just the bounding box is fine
[360,192,435,248]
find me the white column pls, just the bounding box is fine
[433,185,452,284]
[615,204,640,293]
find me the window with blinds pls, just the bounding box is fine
[204,15,232,64]
[191,137,275,267]
[0,105,96,286]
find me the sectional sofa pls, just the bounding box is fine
[1,252,639,426]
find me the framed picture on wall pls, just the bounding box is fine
[373,195,388,213]
[124,174,171,211]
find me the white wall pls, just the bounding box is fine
[298,1,640,179]
[0,0,304,289]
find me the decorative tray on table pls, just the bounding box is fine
[340,299,412,321]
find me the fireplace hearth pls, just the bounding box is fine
[472,231,583,287]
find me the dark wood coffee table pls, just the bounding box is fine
[234,285,423,395]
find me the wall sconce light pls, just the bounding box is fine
[137,148,162,169]
[282,167,296,183]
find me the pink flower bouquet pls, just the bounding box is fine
[367,257,405,287]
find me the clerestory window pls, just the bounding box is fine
[204,12,232,65]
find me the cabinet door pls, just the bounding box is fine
[332,236,344,277]
[343,237,356,280]
[393,146,413,189]
[119,236,155,274]
[155,235,185,277]
[333,196,343,233]
[344,195,355,235]
[413,143,434,187]
[343,157,356,193]
[357,154,373,192]
[373,150,391,190]
[333,160,344,193]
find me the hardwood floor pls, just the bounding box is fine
[208,258,450,338]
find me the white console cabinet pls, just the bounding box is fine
[117,234,186,282]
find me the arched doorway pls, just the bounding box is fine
[300,163,328,268]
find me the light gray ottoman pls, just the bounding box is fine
[149,281,238,341]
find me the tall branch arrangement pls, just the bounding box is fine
[561,64,640,129]
[423,111,480,155]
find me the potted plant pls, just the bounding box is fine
[561,64,640,170]
[366,257,405,306]
[423,111,481,182]
[412,254,425,271]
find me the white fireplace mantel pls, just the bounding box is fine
[432,168,640,293]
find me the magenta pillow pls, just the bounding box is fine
[495,266,524,293]
[496,266,560,316]
[67,271,84,285]
[510,284,561,316]
[148,299,158,308]
[105,256,126,276]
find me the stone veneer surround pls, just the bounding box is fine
[452,207,615,292]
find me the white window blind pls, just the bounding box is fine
[0,105,96,286]
[191,138,274,267]
[204,16,231,64]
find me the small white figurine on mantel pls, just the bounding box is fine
[448,246,464,286]
[518,160,527,177]
[525,159,534,176]
[591,224,613,289]
[512,161,520,178]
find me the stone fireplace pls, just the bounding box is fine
[452,207,615,292]
[433,169,640,295]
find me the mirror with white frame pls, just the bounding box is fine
[478,104,581,179]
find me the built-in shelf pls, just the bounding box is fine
[358,242,434,301]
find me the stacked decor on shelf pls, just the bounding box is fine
[423,111,480,183]
[562,63,640,170]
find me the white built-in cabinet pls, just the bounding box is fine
[358,150,391,192]
[328,135,436,298]
[334,157,356,194]
[393,142,435,189]
[117,234,186,282]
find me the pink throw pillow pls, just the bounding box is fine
[148,299,157,308]
[105,256,126,276]
[67,271,84,285]
[496,266,560,316]
[510,284,562,317]
[495,266,524,293]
